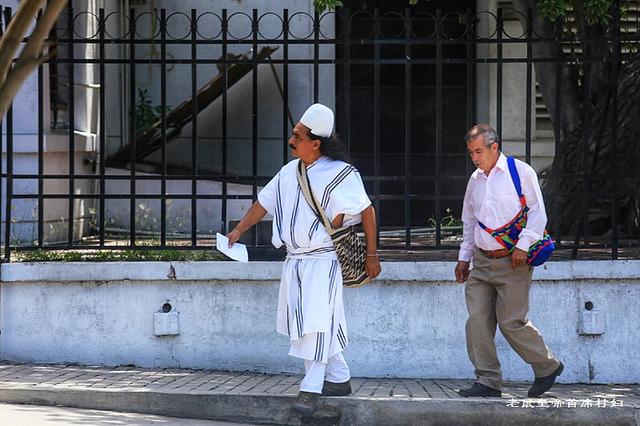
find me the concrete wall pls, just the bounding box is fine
[1,260,638,383]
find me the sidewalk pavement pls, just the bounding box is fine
[0,362,637,425]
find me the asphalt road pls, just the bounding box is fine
[0,403,256,426]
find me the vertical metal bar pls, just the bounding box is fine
[373,8,381,248]
[525,8,532,164]
[435,9,443,246]
[0,102,2,257]
[37,18,44,248]
[129,8,136,246]
[573,20,593,257]
[160,9,167,246]
[252,9,258,245]
[67,4,75,247]
[4,106,13,260]
[190,8,197,246]
[404,8,411,249]
[313,9,319,103]
[465,8,473,177]
[583,60,592,249]
[552,17,563,250]
[221,9,228,234]
[0,2,3,326]
[99,8,106,246]
[610,2,620,259]
[496,8,503,144]
[343,8,351,155]
[0,5,4,259]
[282,9,289,166]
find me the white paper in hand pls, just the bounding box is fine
[216,233,249,263]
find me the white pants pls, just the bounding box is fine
[299,352,351,393]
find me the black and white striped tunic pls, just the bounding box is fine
[257,157,371,363]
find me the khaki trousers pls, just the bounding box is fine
[465,249,560,390]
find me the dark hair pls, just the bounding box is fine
[309,131,350,163]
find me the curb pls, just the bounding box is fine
[0,386,637,425]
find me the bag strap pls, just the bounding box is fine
[507,156,527,209]
[478,156,527,232]
[296,160,335,234]
[506,156,522,198]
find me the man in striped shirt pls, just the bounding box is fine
[227,104,381,416]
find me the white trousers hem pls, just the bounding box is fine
[299,352,350,393]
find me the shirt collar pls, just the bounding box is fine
[305,155,327,170]
[495,152,508,172]
[472,152,507,179]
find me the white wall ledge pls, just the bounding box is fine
[2,132,97,154]
[2,260,639,283]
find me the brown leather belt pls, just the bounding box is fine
[479,248,511,259]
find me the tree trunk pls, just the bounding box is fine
[541,54,640,238]
[0,0,68,122]
[511,1,639,240]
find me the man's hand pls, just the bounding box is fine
[455,261,470,283]
[365,255,381,280]
[511,247,528,268]
[224,202,267,248]
[226,228,242,248]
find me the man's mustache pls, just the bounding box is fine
[289,143,296,150]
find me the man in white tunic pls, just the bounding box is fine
[227,104,381,416]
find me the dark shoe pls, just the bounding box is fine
[457,382,502,398]
[291,391,319,416]
[528,362,564,398]
[322,379,352,396]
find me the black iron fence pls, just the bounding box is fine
[1,2,639,260]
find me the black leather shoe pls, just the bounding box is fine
[457,382,502,398]
[322,379,352,396]
[292,391,319,416]
[528,362,564,397]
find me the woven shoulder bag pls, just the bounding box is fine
[296,160,370,288]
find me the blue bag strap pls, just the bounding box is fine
[507,156,523,199]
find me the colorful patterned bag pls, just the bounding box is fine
[296,160,370,287]
[478,157,555,266]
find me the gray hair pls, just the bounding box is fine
[465,124,499,148]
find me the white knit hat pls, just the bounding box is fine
[299,103,334,138]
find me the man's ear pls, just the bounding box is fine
[312,139,321,150]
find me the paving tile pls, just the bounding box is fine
[265,375,299,395]
[233,374,273,393]
[389,380,410,397]
[353,379,381,397]
[399,379,430,398]
[437,380,466,398]
[208,374,252,394]
[248,375,288,394]
[185,373,234,391]
[187,377,234,393]
[417,379,449,399]
[371,380,394,398]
